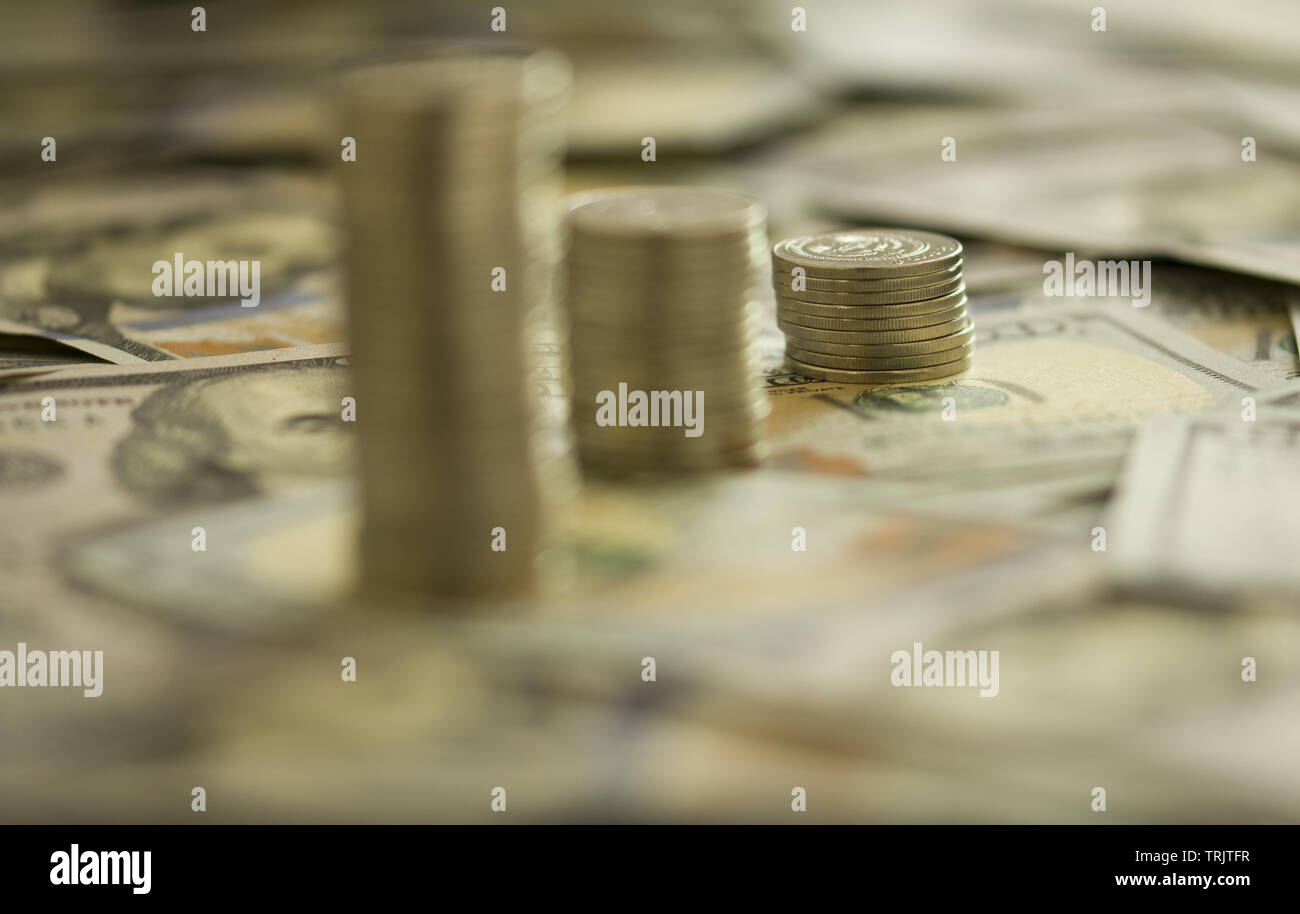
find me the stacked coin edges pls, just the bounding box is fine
[771,231,973,382]
[340,54,576,598]
[563,187,770,471]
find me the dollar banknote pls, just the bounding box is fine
[960,265,1300,382]
[646,563,1300,822]
[31,490,1285,823]
[740,0,1300,102]
[1291,299,1300,365]
[0,170,344,364]
[174,586,1300,823]
[0,345,360,779]
[791,102,1300,284]
[0,333,105,377]
[751,306,1276,527]
[1105,382,1300,597]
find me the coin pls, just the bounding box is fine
[776,303,967,331]
[581,440,769,473]
[784,354,973,384]
[340,50,576,600]
[772,277,964,304]
[771,227,975,383]
[769,261,967,289]
[780,323,977,356]
[778,314,969,343]
[776,289,969,319]
[566,278,760,307]
[772,228,963,277]
[566,186,765,241]
[563,185,768,474]
[775,288,968,320]
[564,244,765,270]
[771,261,963,292]
[785,340,975,370]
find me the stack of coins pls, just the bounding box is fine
[772,229,973,383]
[338,51,578,599]
[563,186,769,472]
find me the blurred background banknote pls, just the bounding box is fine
[1106,382,1300,599]
[0,170,341,364]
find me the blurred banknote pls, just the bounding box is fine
[1106,382,1300,598]
[0,333,105,378]
[795,104,1300,285]
[967,264,1300,383]
[753,307,1274,527]
[0,170,343,363]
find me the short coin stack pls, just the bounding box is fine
[772,229,973,383]
[338,51,577,600]
[563,186,769,472]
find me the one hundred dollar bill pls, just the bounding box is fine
[1106,383,1300,596]
[758,307,1276,504]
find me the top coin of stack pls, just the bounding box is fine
[338,51,578,600]
[771,229,973,383]
[563,186,770,472]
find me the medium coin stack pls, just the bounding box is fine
[338,51,578,599]
[563,186,769,472]
[772,229,973,383]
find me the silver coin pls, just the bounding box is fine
[581,440,768,474]
[781,322,976,357]
[775,289,968,319]
[341,51,575,599]
[770,261,962,291]
[777,303,967,331]
[785,340,975,370]
[772,228,963,277]
[778,314,969,343]
[784,353,973,385]
[566,186,766,241]
[771,277,964,304]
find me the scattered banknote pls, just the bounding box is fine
[1291,299,1300,364]
[750,306,1275,528]
[0,333,106,377]
[0,170,343,363]
[791,103,1300,284]
[44,514,1289,823]
[963,264,1300,382]
[736,0,1300,103]
[1105,384,1300,598]
[197,589,1300,824]
[1253,379,1300,410]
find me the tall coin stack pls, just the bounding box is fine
[563,187,770,472]
[772,229,973,383]
[338,52,578,600]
